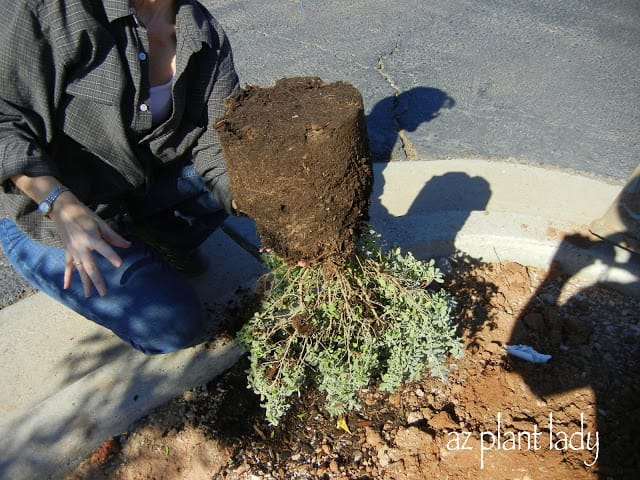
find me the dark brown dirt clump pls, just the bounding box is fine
[215,77,372,264]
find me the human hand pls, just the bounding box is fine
[49,191,131,297]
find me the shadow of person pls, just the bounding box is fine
[507,165,640,477]
[366,86,455,162]
[366,86,496,339]
[405,171,491,217]
[506,226,640,478]
[370,169,491,258]
[370,168,494,345]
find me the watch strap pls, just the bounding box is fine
[38,186,70,215]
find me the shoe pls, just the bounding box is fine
[129,221,209,277]
[154,244,209,277]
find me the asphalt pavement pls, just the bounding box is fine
[208,0,639,180]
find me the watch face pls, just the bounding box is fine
[39,186,67,216]
[38,201,52,215]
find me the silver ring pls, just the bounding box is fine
[74,262,82,266]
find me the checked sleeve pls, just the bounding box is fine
[190,19,240,215]
[0,1,62,192]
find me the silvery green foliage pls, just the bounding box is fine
[236,228,463,426]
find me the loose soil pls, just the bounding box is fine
[68,251,640,480]
[216,77,372,264]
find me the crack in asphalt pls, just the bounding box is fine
[375,40,418,161]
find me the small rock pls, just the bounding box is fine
[395,426,434,452]
[387,448,403,462]
[415,388,425,397]
[234,464,250,475]
[365,427,386,450]
[428,410,458,431]
[314,467,328,476]
[523,312,545,332]
[329,460,339,473]
[183,389,198,401]
[378,449,391,467]
[406,411,425,425]
[563,317,593,345]
[388,393,401,407]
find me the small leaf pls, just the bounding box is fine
[336,416,352,435]
[163,445,169,456]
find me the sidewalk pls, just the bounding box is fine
[1,160,639,479]
[0,218,265,480]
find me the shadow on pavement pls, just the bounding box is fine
[368,85,496,341]
[367,86,455,162]
[367,86,490,258]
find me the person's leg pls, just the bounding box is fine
[590,162,640,254]
[0,219,203,354]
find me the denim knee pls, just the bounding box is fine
[1,220,206,355]
[130,304,204,355]
[102,253,206,354]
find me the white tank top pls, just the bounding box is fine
[149,76,173,126]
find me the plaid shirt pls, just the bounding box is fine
[0,0,239,246]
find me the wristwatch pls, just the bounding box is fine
[38,186,70,216]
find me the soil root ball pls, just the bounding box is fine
[215,77,372,263]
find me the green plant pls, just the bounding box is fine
[237,228,463,426]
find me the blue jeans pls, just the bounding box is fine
[0,161,227,354]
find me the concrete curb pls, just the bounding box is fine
[0,159,638,479]
[0,338,244,480]
[371,160,639,297]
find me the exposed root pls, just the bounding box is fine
[237,229,464,425]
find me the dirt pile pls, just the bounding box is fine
[215,77,372,263]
